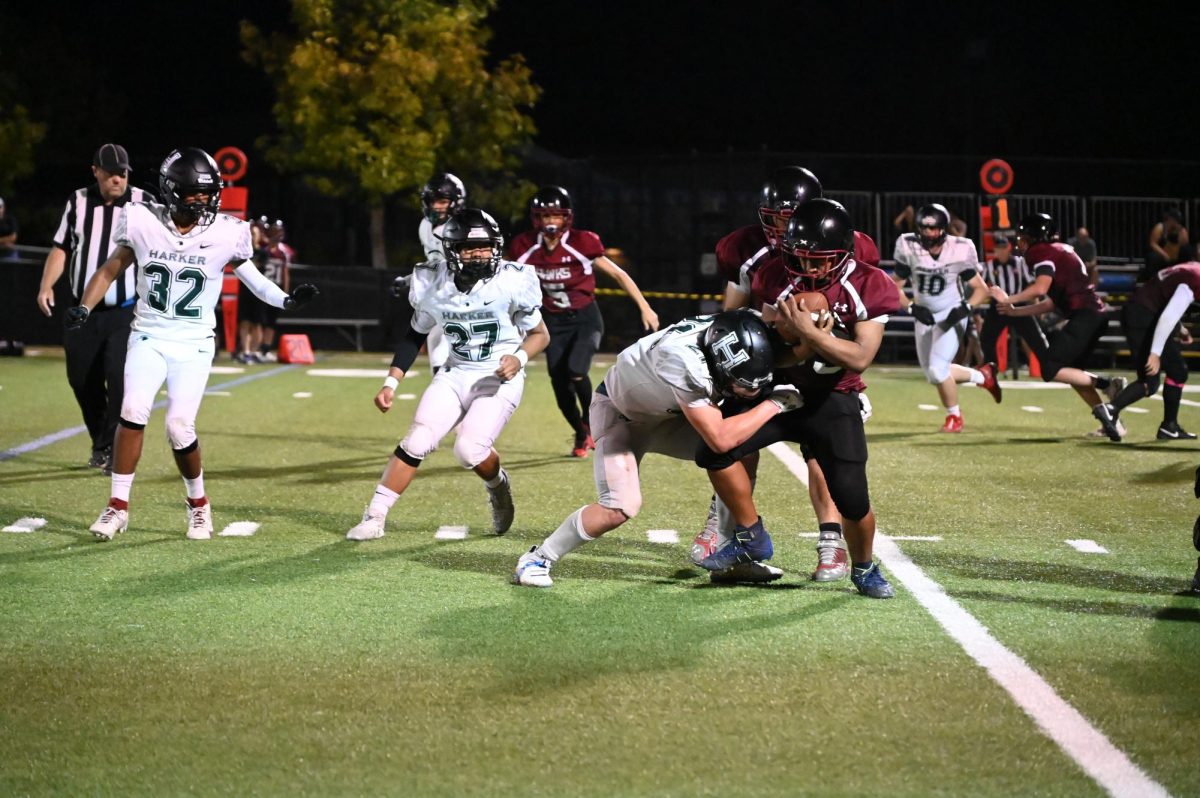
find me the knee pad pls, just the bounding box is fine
[1143,374,1162,397]
[119,417,146,431]
[827,465,870,522]
[923,365,947,384]
[604,494,641,519]
[400,423,438,461]
[452,435,492,469]
[165,416,196,450]
[173,439,198,456]
[120,399,153,427]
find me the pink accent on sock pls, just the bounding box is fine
[109,498,129,511]
[1165,376,1186,388]
[187,496,208,508]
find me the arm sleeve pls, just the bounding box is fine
[1032,259,1055,278]
[234,261,289,308]
[1149,284,1196,356]
[391,326,430,372]
[113,206,132,249]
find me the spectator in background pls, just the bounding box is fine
[258,219,292,362]
[892,205,915,257]
[0,197,18,258]
[1068,227,1099,285]
[948,213,968,239]
[236,217,271,363]
[1142,208,1193,283]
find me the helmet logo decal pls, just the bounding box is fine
[709,331,750,369]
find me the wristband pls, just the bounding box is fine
[514,349,529,367]
[383,376,400,391]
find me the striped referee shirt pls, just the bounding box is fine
[982,253,1034,298]
[53,184,149,307]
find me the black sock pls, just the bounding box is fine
[1111,380,1148,413]
[1162,383,1182,425]
[1094,376,1111,391]
[818,521,843,540]
[550,374,584,434]
[572,376,593,428]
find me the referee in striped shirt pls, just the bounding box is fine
[979,234,1044,367]
[36,144,149,474]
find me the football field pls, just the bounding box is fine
[1,350,1197,797]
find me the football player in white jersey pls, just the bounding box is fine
[513,310,804,588]
[892,204,1001,432]
[66,148,319,541]
[416,173,466,372]
[347,208,549,541]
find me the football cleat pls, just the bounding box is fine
[979,362,1002,404]
[689,497,722,567]
[941,413,963,433]
[513,546,553,587]
[1091,403,1123,442]
[851,561,895,599]
[186,502,213,540]
[812,535,850,582]
[710,561,784,584]
[1087,419,1126,439]
[87,449,108,469]
[487,469,514,535]
[699,517,773,572]
[1157,421,1197,441]
[346,508,386,541]
[1103,376,1128,404]
[89,505,128,542]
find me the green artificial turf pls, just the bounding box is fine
[1,350,1196,797]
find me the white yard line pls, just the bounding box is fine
[1065,539,1110,554]
[646,529,679,544]
[765,441,1172,798]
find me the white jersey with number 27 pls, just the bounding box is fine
[116,201,252,342]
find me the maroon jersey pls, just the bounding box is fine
[716,225,880,295]
[1133,261,1200,312]
[751,257,900,396]
[1024,241,1104,315]
[508,228,605,312]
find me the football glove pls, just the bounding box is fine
[283,284,319,310]
[390,274,412,298]
[937,303,970,332]
[909,304,935,325]
[65,305,90,329]
[766,384,803,413]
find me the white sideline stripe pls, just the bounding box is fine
[293,392,313,398]
[306,368,421,378]
[1150,394,1200,408]
[1124,407,1149,414]
[218,522,260,537]
[3,517,48,533]
[798,532,942,541]
[209,366,246,375]
[1066,539,1109,554]
[646,529,678,544]
[0,365,296,463]
[397,393,417,400]
[917,403,939,411]
[1021,405,1044,413]
[765,442,1171,798]
[435,525,468,540]
[204,391,232,397]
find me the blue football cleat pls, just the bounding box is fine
[699,517,773,572]
[851,561,895,599]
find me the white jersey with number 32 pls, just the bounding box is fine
[116,202,252,342]
[408,260,543,372]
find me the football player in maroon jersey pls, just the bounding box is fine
[697,199,900,598]
[508,186,659,457]
[696,168,882,585]
[1093,261,1200,441]
[989,213,1125,429]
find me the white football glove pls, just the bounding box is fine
[858,392,873,423]
[766,384,803,413]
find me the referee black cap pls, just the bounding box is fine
[93,143,131,172]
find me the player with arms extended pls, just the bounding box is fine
[72,148,319,541]
[513,309,802,588]
[892,203,1001,432]
[347,208,549,541]
[508,185,659,458]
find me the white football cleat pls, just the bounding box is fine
[513,546,553,587]
[709,561,784,584]
[487,469,514,535]
[89,506,128,542]
[186,502,214,540]
[346,508,386,541]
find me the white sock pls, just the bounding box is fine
[947,405,961,417]
[484,468,506,489]
[368,484,401,517]
[538,506,595,562]
[183,471,205,501]
[967,369,985,385]
[110,472,135,503]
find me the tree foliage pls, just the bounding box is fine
[242,0,539,265]
[0,102,46,197]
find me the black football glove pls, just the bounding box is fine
[937,303,971,332]
[283,284,319,310]
[390,274,412,298]
[65,305,90,329]
[909,304,935,325]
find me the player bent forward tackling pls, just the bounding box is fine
[514,309,804,587]
[347,208,549,541]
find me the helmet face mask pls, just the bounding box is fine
[702,310,775,400]
[530,186,574,237]
[780,198,854,290]
[915,204,950,251]
[759,166,822,249]
[438,208,504,288]
[420,173,466,225]
[159,148,222,229]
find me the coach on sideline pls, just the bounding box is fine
[36,143,150,475]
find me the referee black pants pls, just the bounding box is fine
[64,305,133,454]
[979,304,1046,366]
